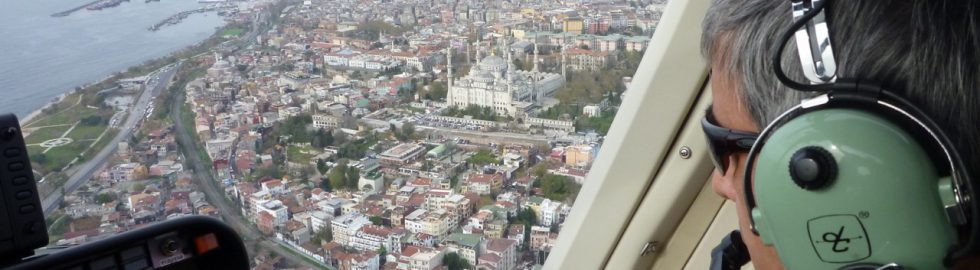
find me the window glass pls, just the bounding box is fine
[17,0,669,268]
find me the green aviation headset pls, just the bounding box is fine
[742,0,979,269]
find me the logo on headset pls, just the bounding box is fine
[807,214,871,263]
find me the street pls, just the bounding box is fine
[42,62,181,216]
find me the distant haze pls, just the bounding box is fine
[0,0,225,118]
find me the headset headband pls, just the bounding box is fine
[741,0,979,265]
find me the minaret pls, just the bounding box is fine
[506,43,514,97]
[561,43,568,79]
[532,40,539,72]
[475,39,482,65]
[446,47,454,105]
[491,36,497,57]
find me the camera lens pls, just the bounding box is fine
[160,239,180,256]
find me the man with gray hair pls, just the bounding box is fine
[701,1,980,268]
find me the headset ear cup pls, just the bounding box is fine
[747,104,957,269]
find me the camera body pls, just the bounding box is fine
[0,114,248,270]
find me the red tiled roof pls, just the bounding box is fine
[402,245,420,256]
[360,225,392,237]
[479,253,501,263]
[486,238,517,253]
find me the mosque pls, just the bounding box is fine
[446,39,564,118]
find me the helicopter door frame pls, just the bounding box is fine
[544,0,712,269]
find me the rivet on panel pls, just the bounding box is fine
[679,146,692,159]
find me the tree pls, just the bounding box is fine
[256,165,283,180]
[450,175,460,188]
[80,115,105,126]
[319,177,333,192]
[378,245,388,265]
[426,83,447,101]
[467,149,497,166]
[95,192,117,204]
[531,163,549,178]
[131,183,146,193]
[346,167,361,190]
[442,252,471,270]
[321,129,334,146]
[311,226,333,245]
[328,161,348,191]
[539,174,581,202]
[316,159,329,175]
[370,216,383,226]
[514,208,537,226]
[401,122,415,140]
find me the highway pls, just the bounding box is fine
[41,63,181,217]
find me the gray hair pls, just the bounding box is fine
[702,0,980,177]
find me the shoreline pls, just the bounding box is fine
[20,21,230,125]
[22,4,241,126]
[21,73,119,125]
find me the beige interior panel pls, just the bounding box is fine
[605,92,714,270]
[681,201,756,270]
[647,176,724,270]
[543,0,709,268]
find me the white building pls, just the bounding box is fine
[526,117,576,133]
[313,114,341,129]
[107,163,138,182]
[310,210,331,233]
[358,172,384,194]
[539,199,564,227]
[404,209,452,239]
[446,46,563,117]
[397,246,445,270]
[483,238,518,270]
[583,104,601,117]
[256,200,289,228]
[350,225,406,254]
[331,213,372,246]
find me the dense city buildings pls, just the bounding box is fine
[44,0,669,269]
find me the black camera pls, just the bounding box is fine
[0,114,248,270]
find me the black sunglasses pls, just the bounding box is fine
[701,106,759,174]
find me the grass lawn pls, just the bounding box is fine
[21,90,114,174]
[24,94,90,127]
[222,27,245,37]
[287,144,316,164]
[27,126,115,174]
[30,106,102,128]
[40,142,87,169]
[68,124,108,141]
[76,129,117,164]
[25,125,72,145]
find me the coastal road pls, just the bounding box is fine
[171,84,326,269]
[41,63,181,217]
